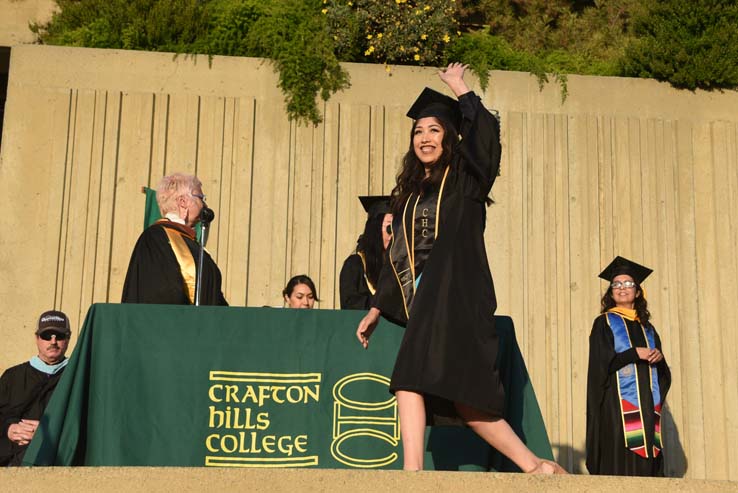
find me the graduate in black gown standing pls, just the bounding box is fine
[339,196,392,310]
[356,63,565,473]
[587,256,671,476]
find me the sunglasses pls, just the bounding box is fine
[39,330,69,341]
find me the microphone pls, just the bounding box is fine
[200,207,215,225]
[195,206,215,305]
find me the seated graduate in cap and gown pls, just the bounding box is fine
[121,173,228,306]
[339,196,392,310]
[586,256,671,476]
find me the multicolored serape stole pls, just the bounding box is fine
[606,312,663,458]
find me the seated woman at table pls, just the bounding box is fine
[283,275,319,309]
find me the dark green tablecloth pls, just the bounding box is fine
[23,304,552,469]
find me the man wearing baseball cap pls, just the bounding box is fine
[0,310,72,466]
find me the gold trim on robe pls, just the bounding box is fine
[162,226,197,304]
[388,166,450,318]
[357,251,376,295]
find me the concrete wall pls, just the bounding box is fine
[1,44,738,480]
[1,467,737,492]
[0,0,56,46]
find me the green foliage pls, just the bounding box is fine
[447,28,571,98]
[451,0,636,94]
[32,0,349,125]
[31,0,211,52]
[620,0,738,90]
[30,0,738,120]
[463,0,642,57]
[325,0,459,67]
[207,0,349,124]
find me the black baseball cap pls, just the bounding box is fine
[36,310,71,335]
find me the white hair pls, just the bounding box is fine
[156,173,202,215]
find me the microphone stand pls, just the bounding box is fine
[194,206,215,306]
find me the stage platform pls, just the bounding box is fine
[2,467,737,492]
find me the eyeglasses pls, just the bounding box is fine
[191,193,207,202]
[39,331,69,341]
[611,280,636,290]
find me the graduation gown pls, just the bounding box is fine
[121,220,228,306]
[0,362,65,466]
[586,313,671,476]
[339,253,374,310]
[373,91,504,421]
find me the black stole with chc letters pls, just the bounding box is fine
[387,167,449,318]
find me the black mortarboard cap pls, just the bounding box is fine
[407,87,461,133]
[359,195,391,218]
[598,256,653,284]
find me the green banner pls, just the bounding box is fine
[23,304,552,470]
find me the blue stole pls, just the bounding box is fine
[30,355,68,375]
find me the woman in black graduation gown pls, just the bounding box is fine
[356,63,564,473]
[339,196,392,310]
[586,256,671,476]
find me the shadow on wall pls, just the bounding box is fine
[0,47,10,150]
[663,403,688,477]
[551,442,586,474]
[552,402,688,476]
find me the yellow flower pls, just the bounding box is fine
[414,54,420,61]
[321,8,327,14]
[457,31,461,36]
[415,9,421,15]
[420,34,427,40]
[377,33,383,38]
[400,45,405,52]
[347,1,352,5]
[367,34,373,39]
[385,64,392,73]
[364,46,375,56]
[443,34,451,43]
[424,5,430,10]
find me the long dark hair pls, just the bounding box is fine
[356,214,385,286]
[391,117,459,215]
[282,275,320,302]
[600,282,651,326]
